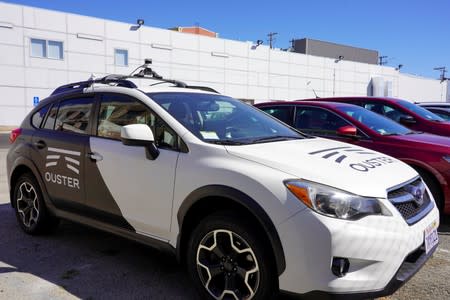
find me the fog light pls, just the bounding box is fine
[331,257,350,277]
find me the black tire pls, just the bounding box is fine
[416,169,443,212]
[186,211,277,300]
[12,172,59,235]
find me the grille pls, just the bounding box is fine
[388,178,433,225]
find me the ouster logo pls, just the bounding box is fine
[308,146,396,172]
[44,147,81,189]
[46,147,81,174]
[308,146,374,163]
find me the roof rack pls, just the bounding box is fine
[51,59,218,96]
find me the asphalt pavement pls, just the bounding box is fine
[0,135,449,299]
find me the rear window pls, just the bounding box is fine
[31,104,50,128]
[54,98,94,134]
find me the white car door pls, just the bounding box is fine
[86,94,181,241]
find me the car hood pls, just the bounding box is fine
[392,132,450,148]
[226,138,417,198]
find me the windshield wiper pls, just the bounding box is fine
[406,131,423,135]
[251,135,302,143]
[208,140,246,145]
[381,133,400,136]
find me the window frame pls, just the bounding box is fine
[31,103,51,129]
[259,105,295,126]
[95,93,187,152]
[114,48,129,67]
[30,37,64,60]
[39,94,96,136]
[294,105,369,139]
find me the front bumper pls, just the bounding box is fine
[277,202,439,296]
[281,243,437,300]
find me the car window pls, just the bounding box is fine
[31,104,50,128]
[396,99,444,121]
[42,104,58,130]
[149,92,304,145]
[97,94,179,150]
[259,106,293,125]
[55,98,93,134]
[294,106,349,137]
[429,109,450,121]
[362,102,411,123]
[334,105,411,136]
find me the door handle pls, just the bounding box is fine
[34,140,46,149]
[87,152,103,162]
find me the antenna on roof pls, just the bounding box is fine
[306,81,320,98]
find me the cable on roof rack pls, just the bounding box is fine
[51,58,218,96]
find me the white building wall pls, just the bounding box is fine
[0,2,447,126]
[397,74,448,102]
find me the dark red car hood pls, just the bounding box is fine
[390,132,450,149]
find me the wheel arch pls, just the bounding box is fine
[176,185,286,276]
[405,159,445,210]
[9,158,52,211]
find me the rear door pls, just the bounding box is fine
[31,96,95,211]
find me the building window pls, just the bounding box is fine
[114,49,128,66]
[30,38,63,60]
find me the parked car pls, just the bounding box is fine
[416,102,450,109]
[257,100,450,215]
[415,103,450,121]
[7,61,439,300]
[309,97,450,137]
[421,107,450,121]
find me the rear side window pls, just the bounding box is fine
[31,104,50,128]
[55,98,93,134]
[294,106,349,137]
[43,105,58,130]
[259,106,293,125]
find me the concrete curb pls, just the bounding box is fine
[0,126,16,133]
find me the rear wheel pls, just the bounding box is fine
[13,173,58,234]
[187,211,277,300]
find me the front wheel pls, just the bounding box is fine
[13,173,58,234]
[187,211,277,300]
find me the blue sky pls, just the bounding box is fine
[5,0,450,78]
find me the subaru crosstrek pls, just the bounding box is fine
[7,61,439,299]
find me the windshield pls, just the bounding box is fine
[148,92,304,144]
[335,105,412,136]
[397,99,444,121]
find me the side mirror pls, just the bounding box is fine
[337,125,358,138]
[121,124,159,160]
[399,115,416,125]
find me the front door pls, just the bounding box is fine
[86,93,180,240]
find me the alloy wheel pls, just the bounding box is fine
[16,182,40,228]
[196,229,260,300]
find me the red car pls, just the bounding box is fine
[256,100,450,215]
[309,97,450,137]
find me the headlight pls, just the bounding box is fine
[284,179,392,220]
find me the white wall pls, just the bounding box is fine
[397,74,448,102]
[0,2,447,126]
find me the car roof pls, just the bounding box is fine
[256,100,365,109]
[305,96,408,103]
[416,102,450,106]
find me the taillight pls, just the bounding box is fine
[9,128,22,144]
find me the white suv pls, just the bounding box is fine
[7,61,439,299]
